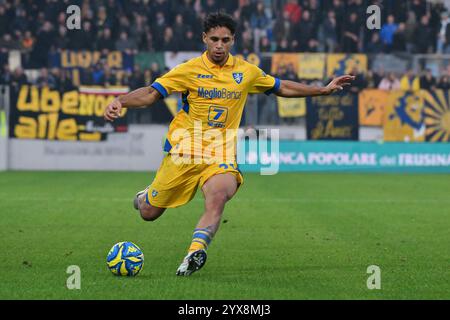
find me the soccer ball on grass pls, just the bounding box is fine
[106,241,144,276]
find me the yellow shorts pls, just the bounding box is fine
[145,154,244,208]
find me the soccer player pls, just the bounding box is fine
[104,12,354,276]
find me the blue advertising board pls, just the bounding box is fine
[238,140,450,173]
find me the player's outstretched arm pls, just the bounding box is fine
[104,86,161,122]
[276,75,355,98]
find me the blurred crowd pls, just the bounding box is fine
[274,63,450,92]
[3,60,450,94]
[1,0,450,93]
[1,0,450,62]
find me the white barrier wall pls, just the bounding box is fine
[0,136,6,171]
[8,125,168,171]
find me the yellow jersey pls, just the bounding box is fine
[151,51,280,162]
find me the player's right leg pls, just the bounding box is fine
[134,189,166,221]
[132,154,199,221]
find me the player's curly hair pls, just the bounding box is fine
[203,11,237,35]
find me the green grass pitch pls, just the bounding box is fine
[0,171,449,299]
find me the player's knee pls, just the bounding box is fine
[140,212,157,222]
[139,207,163,222]
[208,190,231,209]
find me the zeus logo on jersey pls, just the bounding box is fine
[197,74,214,79]
[197,87,242,100]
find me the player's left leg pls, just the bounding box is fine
[176,173,238,276]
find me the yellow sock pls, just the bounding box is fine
[188,228,213,253]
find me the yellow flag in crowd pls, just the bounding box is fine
[270,53,299,75]
[298,53,326,80]
[358,89,388,126]
[384,91,425,142]
[327,54,368,77]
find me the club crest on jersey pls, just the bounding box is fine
[232,72,243,84]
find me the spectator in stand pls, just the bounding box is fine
[349,66,367,92]
[342,12,360,53]
[0,64,11,84]
[380,15,398,53]
[437,11,450,54]
[160,27,177,52]
[203,0,220,14]
[283,0,302,24]
[22,31,34,52]
[69,20,95,50]
[78,67,93,86]
[250,1,270,52]
[322,11,338,53]
[373,68,385,88]
[364,70,378,89]
[50,68,62,91]
[392,23,407,52]
[273,10,293,47]
[404,11,418,53]
[97,28,115,52]
[172,14,186,46]
[150,62,162,80]
[96,6,114,32]
[143,69,153,86]
[129,14,147,51]
[284,63,299,82]
[102,66,117,86]
[416,15,433,53]
[152,11,168,48]
[36,68,57,89]
[420,69,437,90]
[378,72,401,91]
[411,0,427,21]
[276,38,291,52]
[236,29,254,55]
[0,33,21,50]
[11,8,29,33]
[366,32,384,54]
[445,24,450,52]
[329,0,345,43]
[437,74,450,90]
[400,69,421,91]
[129,65,145,90]
[259,36,272,53]
[179,28,198,51]
[115,31,138,54]
[10,67,28,91]
[250,2,270,31]
[60,70,76,92]
[176,0,197,26]
[295,10,318,52]
[0,5,9,37]
[53,26,69,51]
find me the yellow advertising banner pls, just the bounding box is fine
[422,89,450,142]
[327,54,368,77]
[270,53,299,75]
[384,91,425,142]
[298,53,325,80]
[277,96,306,118]
[358,89,388,126]
[11,85,128,141]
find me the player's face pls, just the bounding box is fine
[203,27,234,66]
